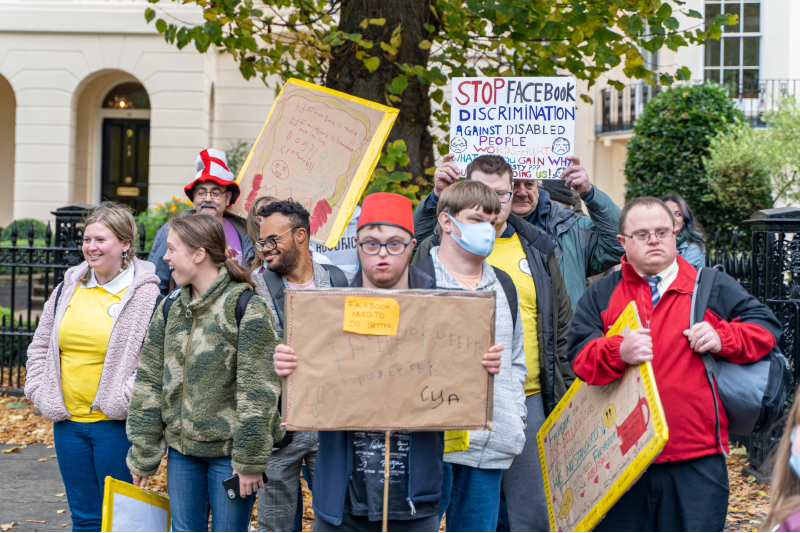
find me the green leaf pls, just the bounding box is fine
[145,8,155,22]
[363,56,381,72]
[687,9,702,19]
[418,40,433,50]
[664,17,679,31]
[387,75,409,95]
[707,23,722,40]
[656,3,672,18]
[155,18,167,33]
[369,18,387,26]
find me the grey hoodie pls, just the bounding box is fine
[430,247,527,470]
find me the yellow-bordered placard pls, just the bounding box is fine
[537,302,668,531]
[234,78,398,249]
[101,476,171,532]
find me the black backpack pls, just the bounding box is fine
[692,267,792,443]
[413,256,518,330]
[161,288,253,328]
[262,263,349,328]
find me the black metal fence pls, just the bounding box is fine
[0,205,148,394]
[599,78,800,134]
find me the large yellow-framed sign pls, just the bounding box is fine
[537,302,669,531]
[101,477,171,532]
[231,78,398,249]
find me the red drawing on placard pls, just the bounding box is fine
[617,397,650,456]
[310,200,333,236]
[605,463,610,469]
[580,490,584,497]
[272,160,289,180]
[593,476,598,483]
[244,174,265,212]
[544,436,548,443]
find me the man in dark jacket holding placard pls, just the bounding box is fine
[568,196,781,531]
[272,193,506,531]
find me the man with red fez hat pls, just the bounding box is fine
[273,192,504,532]
[147,148,254,295]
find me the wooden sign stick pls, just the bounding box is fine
[382,430,392,532]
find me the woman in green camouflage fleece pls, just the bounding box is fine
[126,214,283,532]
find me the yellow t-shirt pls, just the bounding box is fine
[58,284,127,422]
[487,233,541,395]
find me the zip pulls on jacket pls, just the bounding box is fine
[180,304,197,454]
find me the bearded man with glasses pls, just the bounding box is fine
[147,148,255,295]
[250,198,353,532]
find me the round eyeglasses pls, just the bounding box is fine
[358,240,413,256]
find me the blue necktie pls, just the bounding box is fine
[644,275,662,307]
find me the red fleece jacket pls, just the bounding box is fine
[568,256,780,463]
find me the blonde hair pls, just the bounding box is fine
[168,214,255,288]
[246,196,278,269]
[763,403,800,530]
[80,202,138,284]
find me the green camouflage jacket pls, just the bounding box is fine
[126,267,282,476]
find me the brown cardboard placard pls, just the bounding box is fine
[281,289,496,431]
[230,79,398,248]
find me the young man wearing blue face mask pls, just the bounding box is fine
[413,180,527,532]
[412,158,574,532]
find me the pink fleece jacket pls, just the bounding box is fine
[25,258,161,421]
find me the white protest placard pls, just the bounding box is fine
[449,77,577,179]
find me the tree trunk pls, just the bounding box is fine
[325,0,436,182]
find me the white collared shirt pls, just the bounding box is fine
[82,263,134,295]
[651,259,679,296]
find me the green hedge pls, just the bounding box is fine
[624,83,769,243]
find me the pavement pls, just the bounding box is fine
[0,444,72,531]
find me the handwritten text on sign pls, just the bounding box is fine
[343,296,400,336]
[283,290,496,431]
[537,363,667,532]
[449,77,577,179]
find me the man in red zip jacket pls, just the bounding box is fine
[568,196,781,531]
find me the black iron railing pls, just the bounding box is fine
[599,79,800,134]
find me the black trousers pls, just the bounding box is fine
[314,513,440,532]
[594,454,729,532]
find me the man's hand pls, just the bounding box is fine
[619,329,653,365]
[561,156,593,197]
[481,343,503,374]
[131,473,148,490]
[433,154,461,197]
[234,470,265,498]
[274,344,296,377]
[683,322,722,354]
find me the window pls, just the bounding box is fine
[704,1,760,96]
[102,82,151,110]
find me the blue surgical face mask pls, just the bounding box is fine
[791,428,800,479]
[446,213,495,257]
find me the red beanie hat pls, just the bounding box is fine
[358,193,415,236]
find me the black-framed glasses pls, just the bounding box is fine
[622,229,675,244]
[496,191,513,203]
[194,187,225,200]
[257,227,299,249]
[358,240,413,256]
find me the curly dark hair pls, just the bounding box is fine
[257,199,311,235]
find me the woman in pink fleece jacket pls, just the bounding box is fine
[25,202,160,532]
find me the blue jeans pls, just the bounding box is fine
[438,462,503,532]
[167,448,255,532]
[53,420,132,532]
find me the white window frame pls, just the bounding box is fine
[702,0,762,88]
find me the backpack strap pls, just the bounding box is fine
[414,256,517,330]
[151,294,165,321]
[53,282,64,315]
[691,267,726,457]
[492,266,518,331]
[321,264,349,288]
[262,268,287,328]
[162,288,182,325]
[234,290,255,328]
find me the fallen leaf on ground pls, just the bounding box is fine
[38,458,47,462]
[54,493,65,497]
[25,520,46,524]
[56,510,65,514]
[2,446,25,453]
[50,455,57,458]
[0,523,17,532]
[61,525,67,528]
